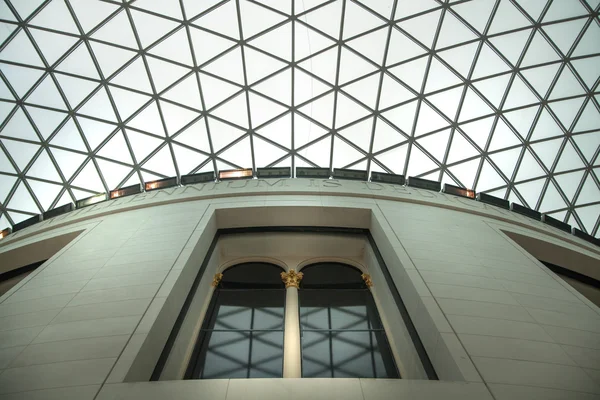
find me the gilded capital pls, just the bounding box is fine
[361,273,373,288]
[211,273,223,287]
[281,269,303,288]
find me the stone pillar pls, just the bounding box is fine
[281,269,303,378]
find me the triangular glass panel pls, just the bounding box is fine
[50,118,86,151]
[26,75,66,110]
[96,159,132,190]
[160,100,202,137]
[12,0,44,20]
[472,43,511,79]
[239,0,287,39]
[140,170,165,182]
[520,63,561,98]
[531,138,562,169]
[549,67,586,100]
[476,160,506,192]
[425,57,462,93]
[555,140,585,173]
[489,0,532,35]
[69,0,119,33]
[388,55,428,92]
[372,118,406,153]
[549,97,585,130]
[192,0,240,40]
[56,43,100,79]
[130,9,180,49]
[459,88,494,122]
[146,56,191,93]
[448,158,480,189]
[294,67,330,105]
[255,113,291,149]
[77,116,117,150]
[386,27,427,66]
[161,74,203,111]
[7,181,40,214]
[303,0,342,40]
[573,22,600,58]
[202,46,245,85]
[543,0,588,22]
[504,105,539,139]
[134,0,183,20]
[397,9,441,49]
[89,41,137,79]
[97,131,133,164]
[294,112,329,149]
[436,10,477,49]
[1,107,38,141]
[171,118,212,153]
[253,68,292,106]
[381,100,417,135]
[571,57,600,90]
[342,73,380,110]
[257,0,290,15]
[29,28,78,66]
[530,107,563,141]
[31,0,79,33]
[243,46,287,85]
[375,144,408,174]
[125,129,164,163]
[447,131,479,164]
[92,10,138,49]
[543,19,587,56]
[573,133,600,162]
[71,188,98,201]
[189,26,237,67]
[0,174,17,203]
[346,27,388,66]
[575,173,600,205]
[459,117,493,150]
[521,32,561,67]
[109,86,152,121]
[248,22,292,62]
[437,42,479,79]
[198,72,241,110]
[394,0,439,19]
[332,136,364,168]
[337,48,378,85]
[489,29,532,67]
[489,118,522,151]
[418,129,451,162]
[0,77,13,101]
[299,135,331,168]
[294,21,336,61]
[452,0,495,34]
[127,101,166,137]
[253,135,290,167]
[503,75,540,110]
[298,47,338,85]
[473,73,511,109]
[0,145,16,174]
[427,86,463,121]
[0,30,43,67]
[1,139,37,172]
[335,92,370,128]
[219,136,253,168]
[515,149,546,181]
[25,149,60,182]
[71,160,105,192]
[207,117,246,152]
[378,73,415,110]
[55,74,99,109]
[149,28,193,66]
[49,148,87,181]
[248,93,287,128]
[109,58,153,95]
[0,64,44,98]
[574,204,600,234]
[173,143,205,175]
[78,87,117,122]
[342,0,384,39]
[338,118,373,151]
[297,92,335,128]
[211,92,249,129]
[514,178,545,208]
[540,180,568,213]
[489,147,521,179]
[574,100,600,133]
[142,144,176,177]
[415,101,450,137]
[555,169,585,201]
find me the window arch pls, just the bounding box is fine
[299,263,399,378]
[186,262,286,379]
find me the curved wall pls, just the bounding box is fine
[0,179,599,400]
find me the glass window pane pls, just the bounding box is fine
[301,331,332,378]
[249,331,284,378]
[200,331,251,379]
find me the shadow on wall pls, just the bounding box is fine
[503,230,600,308]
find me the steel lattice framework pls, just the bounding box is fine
[0,0,598,236]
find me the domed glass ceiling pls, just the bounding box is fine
[0,0,598,236]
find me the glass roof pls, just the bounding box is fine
[0,0,599,237]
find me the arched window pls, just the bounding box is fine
[299,263,399,378]
[187,263,285,379]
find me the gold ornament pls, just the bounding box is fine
[211,273,223,287]
[281,269,303,288]
[361,273,373,287]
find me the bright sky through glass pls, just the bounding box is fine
[0,0,598,237]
